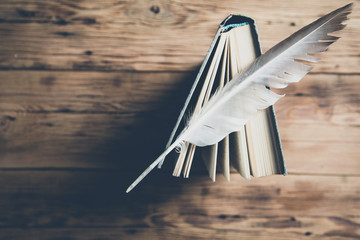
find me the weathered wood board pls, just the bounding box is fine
[0,172,359,239]
[0,0,358,72]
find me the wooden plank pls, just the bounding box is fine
[0,171,359,239]
[283,141,360,175]
[1,110,359,175]
[1,228,359,240]
[0,71,193,169]
[0,111,185,170]
[0,70,194,113]
[275,74,360,126]
[0,71,359,174]
[0,0,358,72]
[1,71,359,115]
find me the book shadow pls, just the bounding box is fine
[64,67,209,212]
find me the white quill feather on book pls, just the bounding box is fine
[126,3,353,193]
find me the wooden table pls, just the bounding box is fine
[0,1,359,239]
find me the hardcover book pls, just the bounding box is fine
[162,15,287,181]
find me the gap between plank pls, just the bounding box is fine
[0,167,359,177]
[0,67,358,75]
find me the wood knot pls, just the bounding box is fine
[150,5,160,14]
[17,9,36,18]
[0,115,16,132]
[40,76,56,86]
[125,1,187,27]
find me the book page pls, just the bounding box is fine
[174,35,226,178]
[216,32,231,181]
[231,22,282,177]
[172,17,285,180]
[228,26,252,179]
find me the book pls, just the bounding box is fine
[163,15,287,181]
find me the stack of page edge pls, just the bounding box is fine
[161,15,287,181]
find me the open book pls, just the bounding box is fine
[162,15,287,181]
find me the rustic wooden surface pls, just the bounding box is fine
[0,0,359,239]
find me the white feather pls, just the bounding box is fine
[126,3,352,193]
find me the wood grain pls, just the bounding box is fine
[0,0,358,72]
[0,1,359,239]
[0,72,359,174]
[0,171,359,239]
[0,70,193,113]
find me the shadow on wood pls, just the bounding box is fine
[77,68,205,190]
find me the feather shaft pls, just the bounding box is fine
[126,140,181,193]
